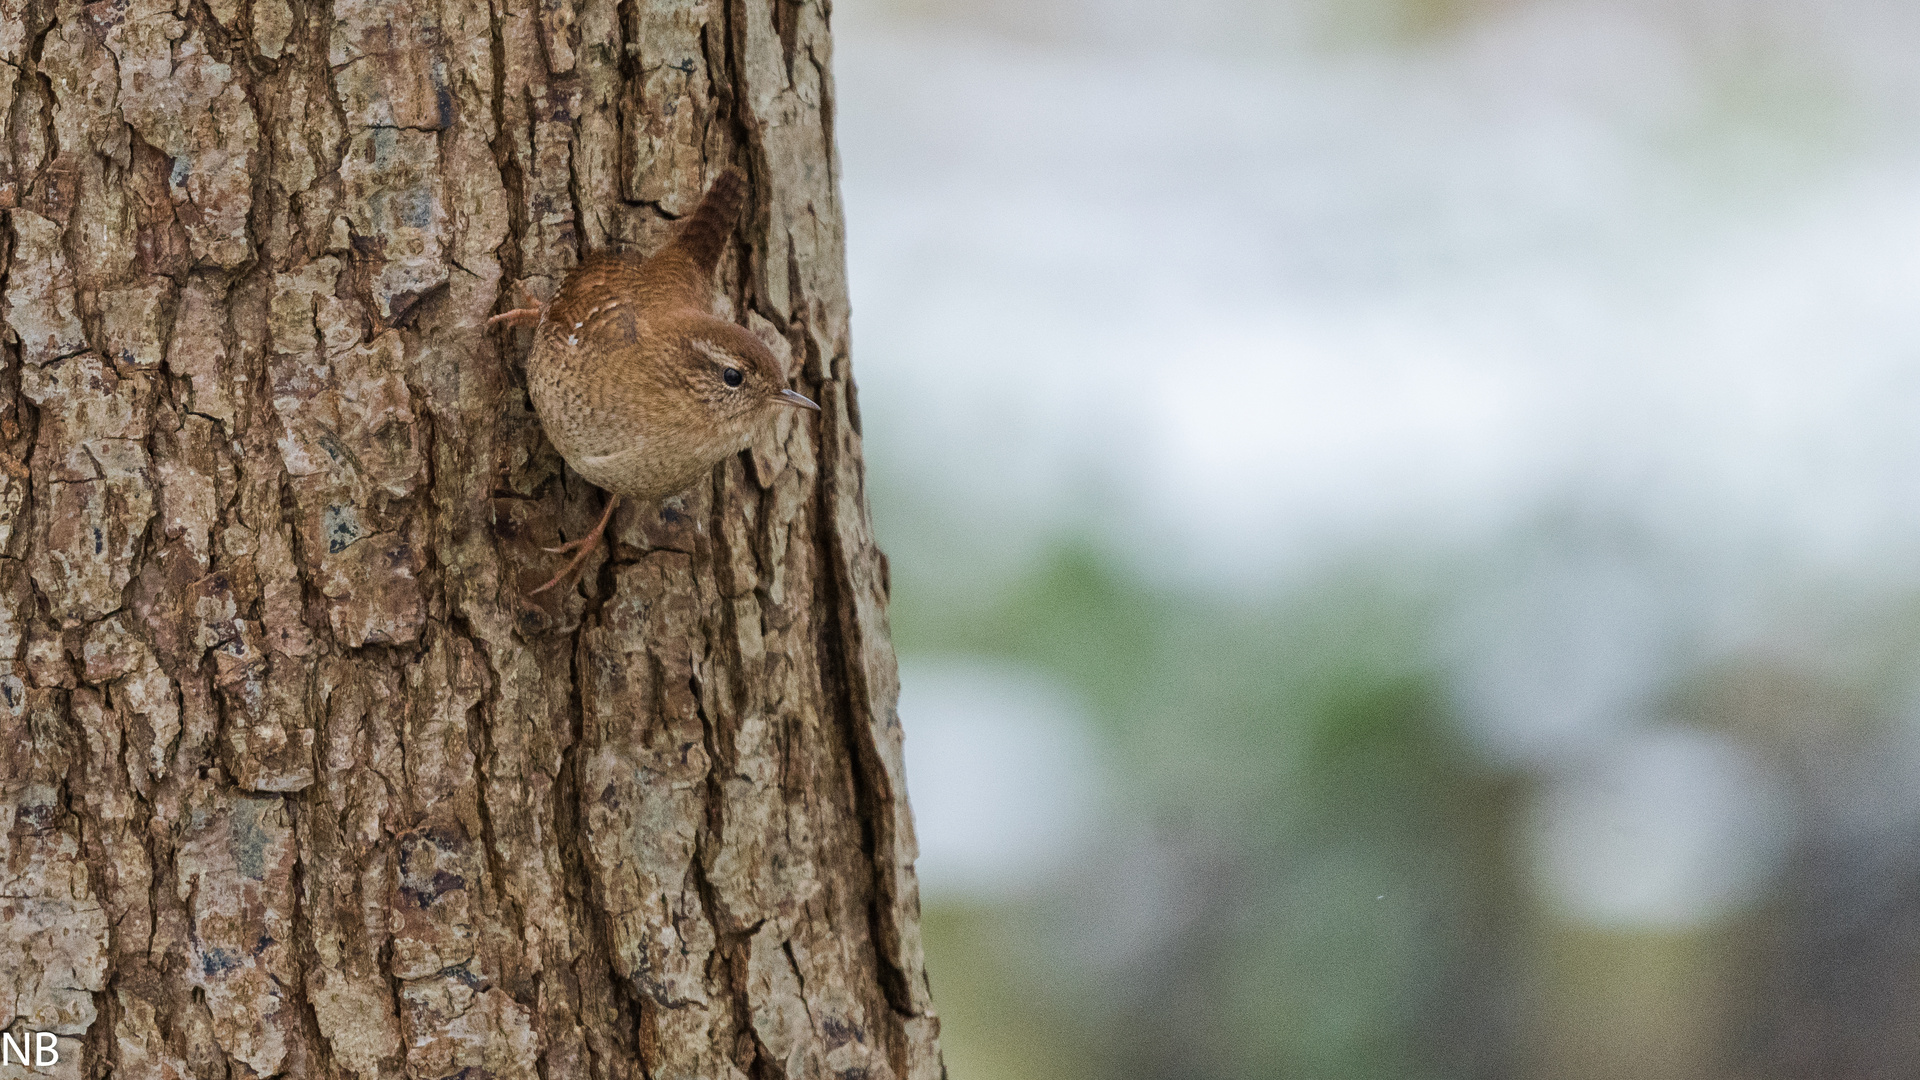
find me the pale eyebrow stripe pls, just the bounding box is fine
[689,340,735,366]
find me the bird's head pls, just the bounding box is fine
[663,318,820,433]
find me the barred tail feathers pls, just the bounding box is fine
[671,168,748,275]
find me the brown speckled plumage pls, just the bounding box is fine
[493,168,819,592]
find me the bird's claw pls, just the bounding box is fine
[488,283,543,332]
[488,307,542,331]
[527,495,621,598]
[528,539,600,595]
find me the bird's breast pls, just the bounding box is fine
[524,350,731,501]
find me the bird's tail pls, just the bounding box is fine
[672,168,749,274]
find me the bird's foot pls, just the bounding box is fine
[527,536,602,595]
[489,307,542,331]
[528,494,621,596]
[488,283,544,332]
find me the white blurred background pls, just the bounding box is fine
[837,1,1920,1076]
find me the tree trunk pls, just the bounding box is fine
[0,0,942,1076]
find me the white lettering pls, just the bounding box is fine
[1,1033,24,1066]
[33,1032,56,1067]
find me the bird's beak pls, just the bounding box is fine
[778,388,821,411]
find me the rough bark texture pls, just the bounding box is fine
[0,0,943,1076]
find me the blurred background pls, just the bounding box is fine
[834,0,1920,1076]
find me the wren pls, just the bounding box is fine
[491,168,819,594]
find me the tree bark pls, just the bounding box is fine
[0,0,942,1077]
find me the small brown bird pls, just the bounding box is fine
[491,169,819,594]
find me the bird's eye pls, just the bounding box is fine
[723,367,744,388]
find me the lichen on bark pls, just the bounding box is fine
[0,0,940,1076]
